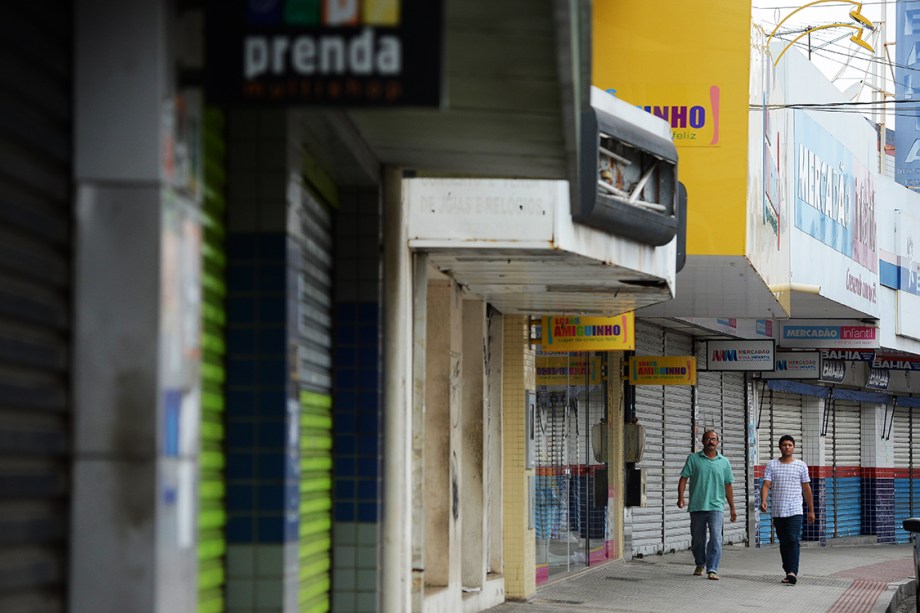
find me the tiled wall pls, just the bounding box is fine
[331,189,382,612]
[225,230,303,612]
[502,316,535,599]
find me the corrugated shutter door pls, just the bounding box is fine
[197,108,227,613]
[630,322,665,556]
[756,384,775,464]
[758,392,803,544]
[828,399,861,538]
[663,331,692,553]
[0,5,72,612]
[296,188,334,610]
[722,373,747,545]
[893,407,912,543]
[772,393,804,456]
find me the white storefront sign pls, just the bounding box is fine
[697,340,774,371]
[760,351,820,379]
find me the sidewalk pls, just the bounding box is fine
[488,543,917,613]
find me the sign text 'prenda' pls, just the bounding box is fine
[244,29,401,79]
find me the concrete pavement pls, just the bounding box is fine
[488,543,918,613]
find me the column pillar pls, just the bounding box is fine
[502,316,536,599]
[72,2,201,611]
[862,403,895,543]
[802,395,828,543]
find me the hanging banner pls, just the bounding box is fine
[865,368,890,390]
[697,340,774,371]
[760,351,820,379]
[541,312,635,352]
[819,358,846,383]
[536,356,602,386]
[628,356,696,386]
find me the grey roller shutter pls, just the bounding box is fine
[662,330,692,553]
[630,322,665,556]
[827,399,861,538]
[0,4,72,612]
[757,390,803,545]
[722,373,747,545]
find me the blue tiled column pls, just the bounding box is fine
[862,470,895,543]
[331,190,383,612]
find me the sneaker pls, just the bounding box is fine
[707,572,719,580]
[693,566,704,576]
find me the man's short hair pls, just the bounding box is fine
[778,434,796,446]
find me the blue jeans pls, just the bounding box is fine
[690,511,723,573]
[773,514,804,575]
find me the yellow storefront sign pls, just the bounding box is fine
[593,0,751,257]
[536,356,602,386]
[629,356,697,386]
[541,312,635,352]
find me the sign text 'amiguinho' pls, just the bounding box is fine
[629,356,697,386]
[536,356,602,386]
[541,313,635,352]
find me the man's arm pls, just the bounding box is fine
[677,476,688,508]
[802,482,815,523]
[759,480,772,512]
[725,483,737,522]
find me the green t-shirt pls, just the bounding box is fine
[680,451,734,512]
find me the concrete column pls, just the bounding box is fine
[423,279,462,599]
[607,352,625,560]
[486,309,504,575]
[382,166,413,613]
[461,299,486,589]
[72,2,201,611]
[802,396,828,542]
[862,403,895,542]
[502,316,536,599]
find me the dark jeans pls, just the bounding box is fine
[773,514,804,575]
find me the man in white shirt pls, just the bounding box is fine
[759,434,815,585]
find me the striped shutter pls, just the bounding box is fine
[0,4,72,611]
[827,399,861,538]
[721,373,747,545]
[893,406,912,543]
[197,108,227,613]
[295,187,334,611]
[630,322,665,556]
[662,331,692,553]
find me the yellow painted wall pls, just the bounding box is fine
[594,1,752,256]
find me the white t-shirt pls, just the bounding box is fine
[763,458,810,518]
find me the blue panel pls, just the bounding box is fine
[227,390,256,417]
[226,515,254,543]
[827,477,862,538]
[880,260,899,290]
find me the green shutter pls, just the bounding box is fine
[300,389,332,612]
[198,108,228,613]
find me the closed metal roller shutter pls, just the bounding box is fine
[295,187,334,610]
[662,331,692,553]
[827,399,861,538]
[630,322,665,556]
[757,391,803,544]
[697,372,722,438]
[721,373,747,545]
[0,4,72,612]
[756,383,775,465]
[893,406,913,543]
[197,108,227,613]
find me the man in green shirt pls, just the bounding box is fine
[677,430,737,580]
